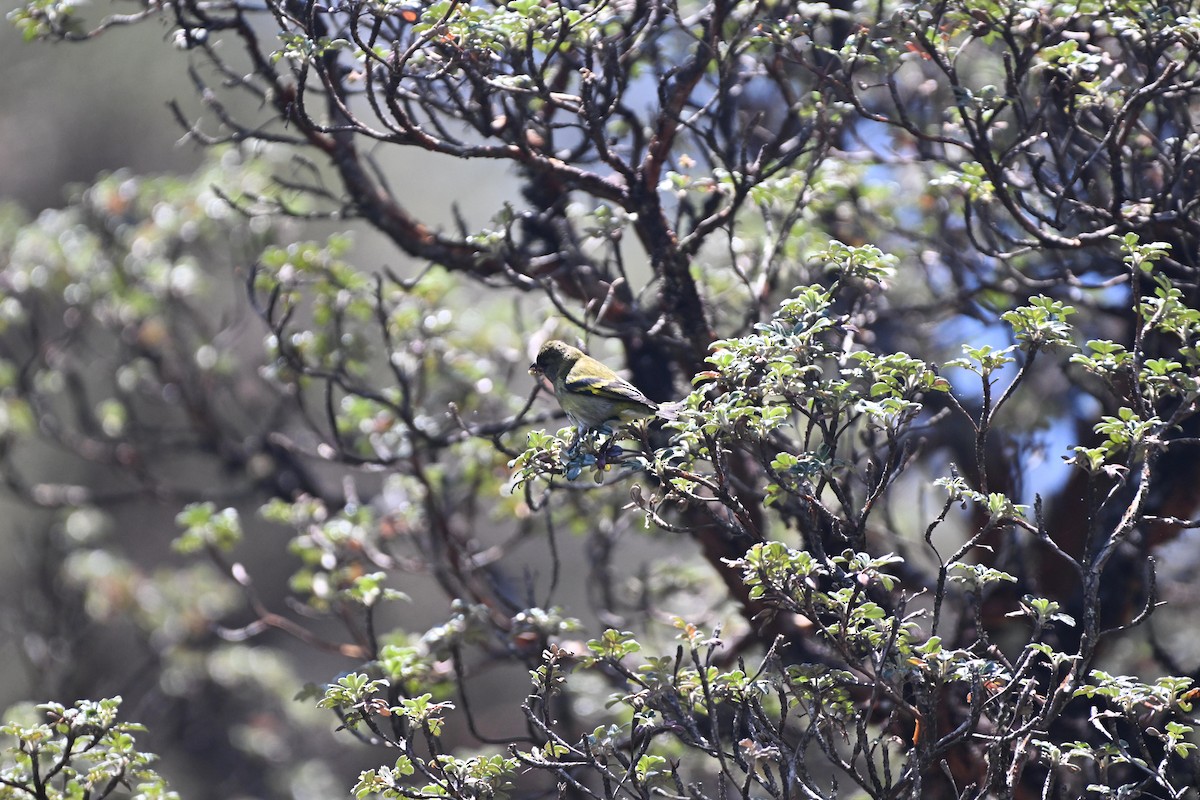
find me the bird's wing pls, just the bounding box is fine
[564,372,657,409]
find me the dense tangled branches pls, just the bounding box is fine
[5,0,1200,797]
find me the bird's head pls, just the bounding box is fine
[529,340,584,382]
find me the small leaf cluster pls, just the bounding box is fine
[734,544,909,655]
[260,495,411,612]
[0,697,176,800]
[1033,673,1200,798]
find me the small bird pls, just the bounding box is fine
[529,340,661,442]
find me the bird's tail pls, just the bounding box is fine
[655,400,684,422]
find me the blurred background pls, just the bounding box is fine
[0,14,535,797]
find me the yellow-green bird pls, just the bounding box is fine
[529,340,660,438]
